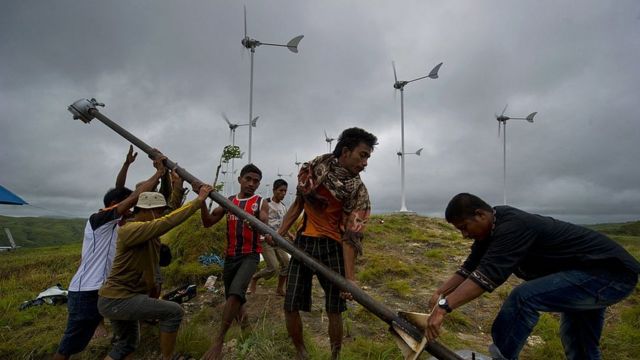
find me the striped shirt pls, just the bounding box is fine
[226,194,263,257]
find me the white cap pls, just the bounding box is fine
[136,192,167,209]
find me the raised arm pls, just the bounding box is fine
[167,168,187,210]
[115,145,137,189]
[115,155,166,216]
[158,165,172,202]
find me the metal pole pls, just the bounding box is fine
[400,88,408,212]
[231,131,236,196]
[503,123,507,205]
[67,99,462,360]
[248,48,255,164]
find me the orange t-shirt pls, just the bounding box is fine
[302,185,343,242]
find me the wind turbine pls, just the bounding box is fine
[324,130,335,153]
[222,112,259,194]
[396,147,423,167]
[294,154,302,172]
[241,5,303,163]
[398,147,424,157]
[495,104,537,205]
[392,61,442,212]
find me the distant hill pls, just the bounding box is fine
[589,220,640,237]
[0,215,86,248]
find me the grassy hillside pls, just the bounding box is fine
[589,220,640,237]
[1,214,638,359]
[0,215,86,248]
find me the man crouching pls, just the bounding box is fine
[97,183,212,360]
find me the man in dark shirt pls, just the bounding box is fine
[426,193,639,360]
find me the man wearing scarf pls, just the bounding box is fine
[278,127,378,360]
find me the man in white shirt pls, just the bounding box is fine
[248,179,291,296]
[53,149,166,360]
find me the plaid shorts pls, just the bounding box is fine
[284,235,346,313]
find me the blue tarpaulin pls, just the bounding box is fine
[0,185,28,205]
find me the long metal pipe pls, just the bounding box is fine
[67,99,463,360]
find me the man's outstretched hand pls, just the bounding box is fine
[124,145,138,165]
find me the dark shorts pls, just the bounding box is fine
[284,235,346,313]
[57,290,103,356]
[223,253,260,304]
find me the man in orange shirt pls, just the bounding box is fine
[278,128,377,360]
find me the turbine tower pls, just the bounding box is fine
[392,61,442,212]
[495,104,537,205]
[241,6,303,163]
[222,112,258,195]
[294,154,302,172]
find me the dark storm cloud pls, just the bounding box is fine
[1,1,639,224]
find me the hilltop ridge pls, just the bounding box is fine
[0,213,638,359]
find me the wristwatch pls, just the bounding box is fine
[437,297,453,313]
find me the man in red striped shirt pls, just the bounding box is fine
[200,163,270,360]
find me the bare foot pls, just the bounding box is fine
[247,278,257,295]
[92,323,109,339]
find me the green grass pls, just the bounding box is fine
[0,215,85,248]
[0,244,108,358]
[1,214,639,359]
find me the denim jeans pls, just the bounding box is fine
[490,267,637,360]
[57,290,102,356]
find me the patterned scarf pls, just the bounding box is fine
[297,154,370,255]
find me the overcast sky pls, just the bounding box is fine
[1,1,639,224]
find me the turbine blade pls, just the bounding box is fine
[526,112,537,122]
[501,103,508,116]
[222,112,232,126]
[416,148,423,156]
[498,122,501,137]
[287,35,304,53]
[392,61,398,83]
[428,62,443,79]
[251,116,260,127]
[243,5,247,38]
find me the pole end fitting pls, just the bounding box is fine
[67,98,104,124]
